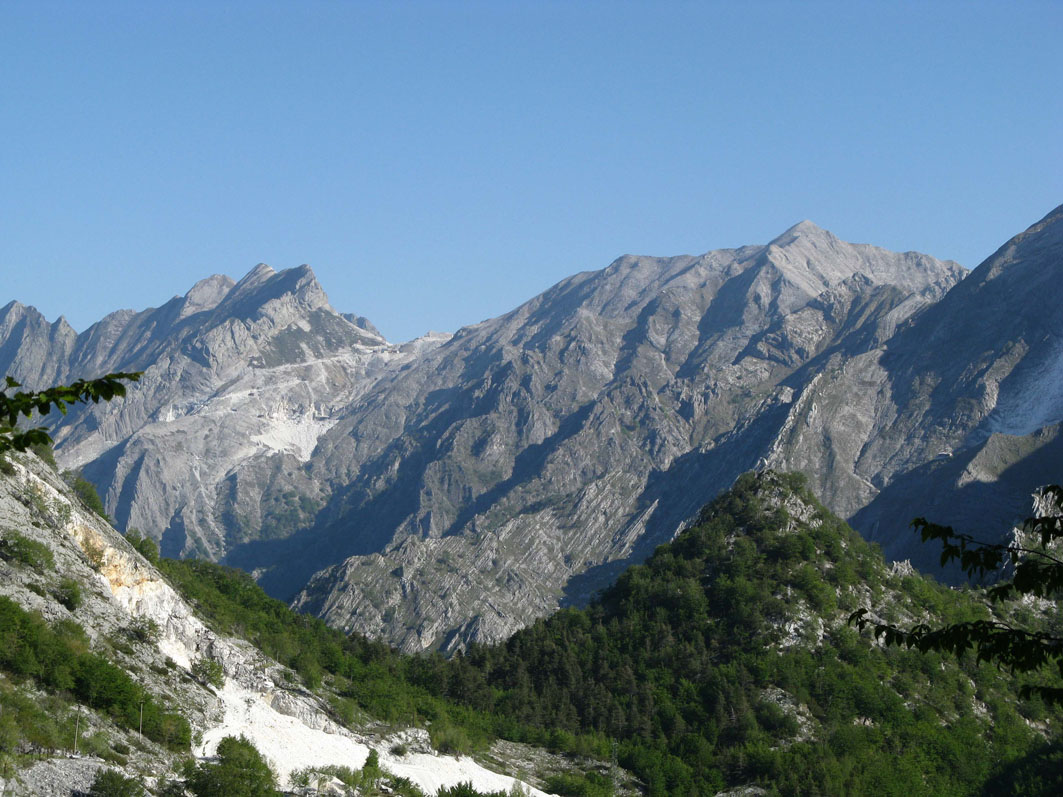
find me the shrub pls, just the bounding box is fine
[125,617,160,644]
[191,657,225,689]
[28,440,57,470]
[362,748,382,789]
[389,775,426,796]
[62,470,110,521]
[124,529,159,565]
[83,537,107,570]
[542,772,613,797]
[88,768,146,797]
[436,783,508,797]
[429,721,474,756]
[53,577,82,610]
[157,779,188,797]
[0,531,54,570]
[187,735,278,796]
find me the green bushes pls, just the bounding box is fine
[88,768,145,796]
[187,735,278,797]
[0,597,190,750]
[0,530,54,570]
[435,784,509,797]
[62,470,109,521]
[542,772,613,797]
[124,529,159,565]
[428,720,475,756]
[156,473,1062,796]
[191,657,225,689]
[124,617,160,645]
[53,577,82,610]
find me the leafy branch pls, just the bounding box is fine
[0,373,142,456]
[850,485,1063,703]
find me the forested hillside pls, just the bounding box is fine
[157,471,1063,796]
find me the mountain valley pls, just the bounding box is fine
[3,207,1061,652]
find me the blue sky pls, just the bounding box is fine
[2,1,1060,342]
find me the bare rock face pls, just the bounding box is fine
[0,265,445,561]
[5,206,1062,654]
[769,204,1063,570]
[278,223,966,651]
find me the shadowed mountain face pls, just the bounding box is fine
[5,207,1062,653]
[768,205,1063,565]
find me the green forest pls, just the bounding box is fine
[150,471,1063,796]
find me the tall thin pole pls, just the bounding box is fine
[139,701,144,738]
[73,706,80,755]
[611,738,618,794]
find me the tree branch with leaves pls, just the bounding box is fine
[0,373,142,456]
[851,485,1063,704]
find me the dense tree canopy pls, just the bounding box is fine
[162,472,1063,796]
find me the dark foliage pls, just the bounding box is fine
[62,470,110,521]
[88,768,146,797]
[160,472,1061,795]
[0,531,55,570]
[852,484,1063,704]
[125,529,159,565]
[187,735,278,797]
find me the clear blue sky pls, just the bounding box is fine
[2,1,1060,342]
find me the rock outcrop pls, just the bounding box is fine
[0,452,548,795]
[0,265,446,561]
[280,222,966,650]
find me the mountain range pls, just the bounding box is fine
[2,204,1061,652]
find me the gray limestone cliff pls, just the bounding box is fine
[0,265,445,561]
[5,207,1062,654]
[768,204,1063,572]
[276,223,965,651]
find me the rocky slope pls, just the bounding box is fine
[5,206,1062,653]
[0,450,550,795]
[768,204,1063,571]
[0,265,447,561]
[278,223,964,650]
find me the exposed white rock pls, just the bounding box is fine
[198,679,549,794]
[0,454,550,796]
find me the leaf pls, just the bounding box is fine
[0,372,142,456]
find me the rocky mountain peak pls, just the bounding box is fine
[0,301,78,389]
[972,202,1063,285]
[0,301,74,339]
[177,274,236,321]
[760,219,964,305]
[0,299,29,324]
[769,219,837,247]
[242,262,277,284]
[212,263,331,323]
